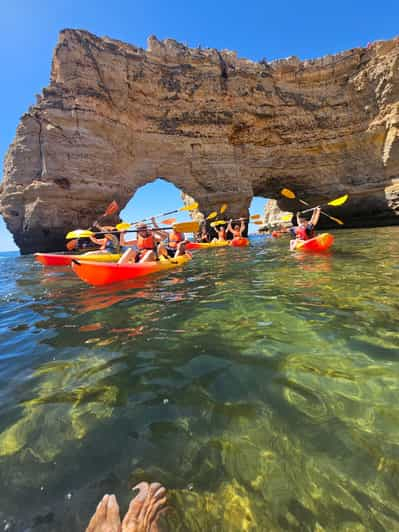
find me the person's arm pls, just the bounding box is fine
[310,207,321,226]
[227,219,233,234]
[296,212,301,226]
[89,235,104,246]
[120,231,137,247]
[151,217,168,240]
[239,218,245,236]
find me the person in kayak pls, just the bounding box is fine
[196,223,210,243]
[151,218,188,258]
[212,224,227,242]
[118,219,166,264]
[227,218,246,239]
[289,207,321,250]
[85,226,121,254]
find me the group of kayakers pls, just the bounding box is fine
[196,218,246,243]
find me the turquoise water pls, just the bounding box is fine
[0,228,398,531]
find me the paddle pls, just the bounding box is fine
[280,188,346,225]
[131,202,199,226]
[207,211,218,220]
[210,215,260,226]
[220,203,228,214]
[92,200,119,228]
[66,221,200,240]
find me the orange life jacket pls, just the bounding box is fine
[137,233,156,250]
[295,225,314,241]
[168,231,184,249]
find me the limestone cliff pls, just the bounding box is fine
[1,29,399,252]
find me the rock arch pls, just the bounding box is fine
[1,29,398,253]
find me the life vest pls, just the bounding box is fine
[137,233,156,250]
[219,227,226,240]
[295,225,314,241]
[168,231,184,249]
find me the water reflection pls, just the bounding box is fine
[0,228,398,530]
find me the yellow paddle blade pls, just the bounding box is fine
[210,220,226,227]
[116,222,131,231]
[281,188,296,199]
[281,214,293,221]
[172,221,200,233]
[180,202,199,211]
[328,194,348,207]
[207,211,218,220]
[220,203,228,214]
[66,229,94,239]
[250,214,261,220]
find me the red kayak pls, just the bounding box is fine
[71,254,192,286]
[230,237,249,247]
[296,233,334,252]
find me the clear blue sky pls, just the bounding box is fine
[1,0,398,250]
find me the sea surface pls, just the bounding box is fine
[0,228,398,531]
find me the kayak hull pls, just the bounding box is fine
[186,240,230,250]
[230,237,250,247]
[71,254,192,286]
[296,233,334,252]
[186,238,249,250]
[35,252,121,266]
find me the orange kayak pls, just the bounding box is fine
[71,254,192,286]
[230,237,250,247]
[296,233,334,252]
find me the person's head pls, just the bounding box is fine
[233,224,240,231]
[137,223,150,237]
[297,214,308,226]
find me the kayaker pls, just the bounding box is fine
[151,218,188,258]
[227,218,246,239]
[118,219,166,264]
[289,207,321,250]
[197,223,210,243]
[212,224,227,242]
[85,226,120,254]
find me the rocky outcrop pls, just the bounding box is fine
[1,29,399,252]
[263,200,293,229]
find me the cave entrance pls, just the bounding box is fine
[120,178,195,231]
[248,196,268,234]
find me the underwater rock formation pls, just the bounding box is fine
[1,29,398,252]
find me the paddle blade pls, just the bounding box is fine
[161,218,177,225]
[210,220,226,227]
[250,214,261,220]
[254,221,264,225]
[281,214,293,221]
[328,194,348,207]
[281,188,296,199]
[220,203,228,214]
[173,221,200,233]
[207,211,218,220]
[104,200,119,216]
[116,222,131,231]
[180,202,199,211]
[66,229,94,239]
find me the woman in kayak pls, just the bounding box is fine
[289,207,321,250]
[118,220,167,264]
[227,218,246,239]
[85,226,121,254]
[212,224,227,241]
[196,223,210,243]
[151,218,188,258]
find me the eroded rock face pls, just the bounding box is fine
[1,29,398,252]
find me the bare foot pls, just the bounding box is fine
[86,494,121,532]
[121,482,167,532]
